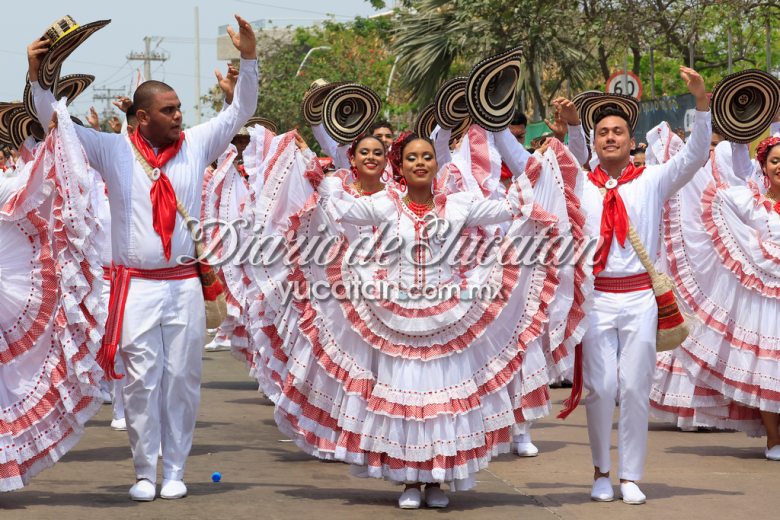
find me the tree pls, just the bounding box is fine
[202,17,415,153]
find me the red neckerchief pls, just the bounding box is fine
[500,161,512,181]
[587,162,645,275]
[129,129,185,262]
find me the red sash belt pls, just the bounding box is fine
[594,273,652,293]
[102,266,112,281]
[97,262,199,379]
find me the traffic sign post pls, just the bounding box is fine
[606,71,643,99]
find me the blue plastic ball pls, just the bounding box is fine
[212,472,222,482]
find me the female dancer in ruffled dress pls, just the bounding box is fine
[0,103,105,491]
[651,131,780,459]
[240,122,582,508]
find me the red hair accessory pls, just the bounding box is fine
[756,136,780,168]
[389,130,414,179]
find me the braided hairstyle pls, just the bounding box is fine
[756,136,780,172]
[389,131,434,183]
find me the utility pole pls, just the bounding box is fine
[93,87,126,132]
[649,46,656,100]
[127,37,168,81]
[768,18,772,74]
[194,7,201,125]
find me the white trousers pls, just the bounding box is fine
[582,289,657,481]
[118,277,205,483]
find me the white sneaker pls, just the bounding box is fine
[766,445,780,460]
[398,488,421,509]
[423,486,448,508]
[129,479,156,501]
[160,479,187,499]
[590,477,614,502]
[111,418,127,431]
[159,444,163,457]
[514,441,539,457]
[680,425,699,432]
[101,390,112,404]
[204,341,231,352]
[620,482,646,504]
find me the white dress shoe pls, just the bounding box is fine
[590,477,614,502]
[101,390,112,404]
[424,486,449,508]
[680,425,699,432]
[514,441,539,457]
[620,482,646,504]
[398,488,421,509]
[129,479,156,501]
[766,445,780,460]
[110,418,127,431]
[161,479,187,499]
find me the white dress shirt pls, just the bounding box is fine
[581,110,712,277]
[32,58,259,270]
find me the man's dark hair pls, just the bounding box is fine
[593,108,633,137]
[133,81,175,111]
[368,120,393,135]
[630,148,645,155]
[127,105,137,118]
[510,110,528,127]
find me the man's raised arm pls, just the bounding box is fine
[27,38,116,176]
[656,66,712,201]
[189,14,258,165]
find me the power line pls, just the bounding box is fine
[233,0,353,18]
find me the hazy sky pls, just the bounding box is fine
[1,0,379,127]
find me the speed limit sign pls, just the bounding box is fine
[606,71,643,99]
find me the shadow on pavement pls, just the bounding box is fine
[226,397,273,406]
[665,444,766,459]
[200,380,259,391]
[520,481,743,505]
[58,445,133,464]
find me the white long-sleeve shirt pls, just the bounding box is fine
[32,57,259,270]
[493,124,589,178]
[581,110,712,278]
[312,123,350,170]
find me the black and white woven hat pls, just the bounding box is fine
[9,106,45,150]
[322,84,381,145]
[246,116,278,134]
[37,16,110,91]
[415,104,437,139]
[711,69,780,144]
[465,46,523,132]
[24,72,94,122]
[0,102,22,146]
[301,78,349,126]
[449,117,473,146]
[573,91,639,141]
[434,77,469,129]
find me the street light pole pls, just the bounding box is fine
[296,47,332,78]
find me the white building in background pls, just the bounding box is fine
[216,19,321,62]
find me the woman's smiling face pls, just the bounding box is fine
[401,139,438,189]
[350,136,386,180]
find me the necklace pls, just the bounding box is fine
[402,194,435,217]
[354,181,384,197]
[765,190,780,214]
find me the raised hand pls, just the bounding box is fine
[294,131,309,152]
[545,109,568,142]
[552,97,580,126]
[48,111,58,133]
[27,38,51,84]
[680,66,708,111]
[112,96,133,113]
[86,107,100,131]
[227,14,257,60]
[215,62,239,104]
[109,115,123,134]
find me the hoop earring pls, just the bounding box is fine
[381,170,390,183]
[399,178,407,192]
[765,175,771,188]
[351,167,359,182]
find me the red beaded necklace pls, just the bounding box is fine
[402,194,435,217]
[354,181,384,197]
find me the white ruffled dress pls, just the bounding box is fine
[0,101,106,491]
[651,129,780,436]
[239,125,583,489]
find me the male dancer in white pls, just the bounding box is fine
[581,66,710,505]
[27,14,258,501]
